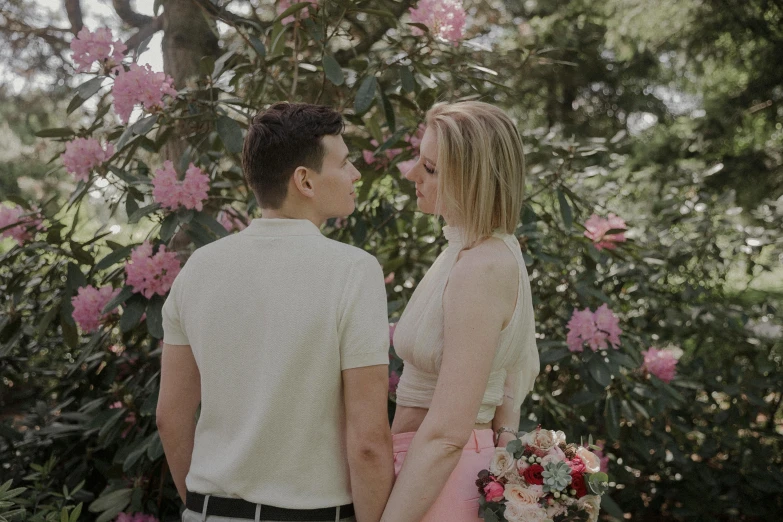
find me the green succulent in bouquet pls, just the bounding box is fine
[542,461,573,493]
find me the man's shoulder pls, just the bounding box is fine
[315,235,377,265]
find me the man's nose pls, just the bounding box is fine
[351,163,361,182]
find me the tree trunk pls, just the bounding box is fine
[161,0,220,165]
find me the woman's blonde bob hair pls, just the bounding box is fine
[426,101,526,247]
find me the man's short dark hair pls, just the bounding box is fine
[242,102,344,209]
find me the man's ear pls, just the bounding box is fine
[291,166,315,199]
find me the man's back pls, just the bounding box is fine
[162,218,390,509]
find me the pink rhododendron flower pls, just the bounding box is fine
[642,347,678,383]
[71,285,121,332]
[363,139,403,169]
[397,159,418,175]
[277,0,318,25]
[406,124,426,150]
[70,27,126,73]
[61,137,115,182]
[591,441,610,472]
[152,161,210,211]
[409,0,467,43]
[115,512,159,522]
[389,370,400,394]
[217,209,248,233]
[0,205,44,245]
[566,305,622,352]
[384,272,395,284]
[124,242,181,298]
[113,63,177,124]
[584,213,627,250]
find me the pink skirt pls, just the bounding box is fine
[392,429,495,522]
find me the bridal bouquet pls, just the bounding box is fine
[476,427,608,522]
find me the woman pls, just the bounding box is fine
[382,101,540,522]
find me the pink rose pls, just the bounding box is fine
[483,480,504,502]
[568,456,586,474]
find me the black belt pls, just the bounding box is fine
[186,491,355,521]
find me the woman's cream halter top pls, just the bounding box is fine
[393,226,540,424]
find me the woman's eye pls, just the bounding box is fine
[424,164,436,174]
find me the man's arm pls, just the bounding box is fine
[157,343,201,503]
[343,364,394,522]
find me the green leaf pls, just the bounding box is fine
[146,295,165,339]
[605,395,620,440]
[125,194,139,219]
[103,286,134,314]
[131,115,157,136]
[199,55,216,77]
[69,503,83,522]
[557,188,572,230]
[128,203,161,224]
[323,55,344,86]
[61,507,69,522]
[217,115,244,154]
[88,488,132,514]
[399,66,416,93]
[192,211,229,238]
[66,263,87,293]
[153,0,164,16]
[274,2,311,23]
[160,212,179,242]
[539,347,570,364]
[352,8,397,20]
[77,77,105,99]
[380,89,396,132]
[600,494,625,520]
[248,35,266,58]
[146,432,165,460]
[120,295,146,333]
[35,127,75,138]
[95,245,133,272]
[588,355,612,387]
[355,76,377,114]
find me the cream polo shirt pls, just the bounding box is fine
[162,218,390,509]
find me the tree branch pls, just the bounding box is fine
[124,16,164,53]
[187,0,270,31]
[335,0,416,66]
[112,0,154,28]
[64,0,83,34]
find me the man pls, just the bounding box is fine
[157,102,394,522]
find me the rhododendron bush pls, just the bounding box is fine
[1,1,780,521]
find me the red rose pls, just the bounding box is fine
[522,464,544,485]
[571,472,588,498]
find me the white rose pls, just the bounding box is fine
[553,430,567,445]
[577,495,602,522]
[577,447,601,473]
[504,502,549,522]
[526,429,556,453]
[541,448,565,467]
[489,448,516,478]
[504,484,541,507]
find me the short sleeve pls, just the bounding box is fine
[338,255,390,370]
[162,272,189,346]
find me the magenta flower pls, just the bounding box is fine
[71,285,121,332]
[642,347,678,383]
[124,242,181,299]
[406,124,426,150]
[70,27,126,73]
[61,137,115,182]
[389,370,400,394]
[584,213,627,250]
[362,139,403,169]
[0,205,44,245]
[152,161,210,212]
[277,0,318,25]
[566,305,622,352]
[409,0,467,43]
[113,63,177,124]
[217,209,248,233]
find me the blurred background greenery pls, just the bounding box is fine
[0,0,781,521]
